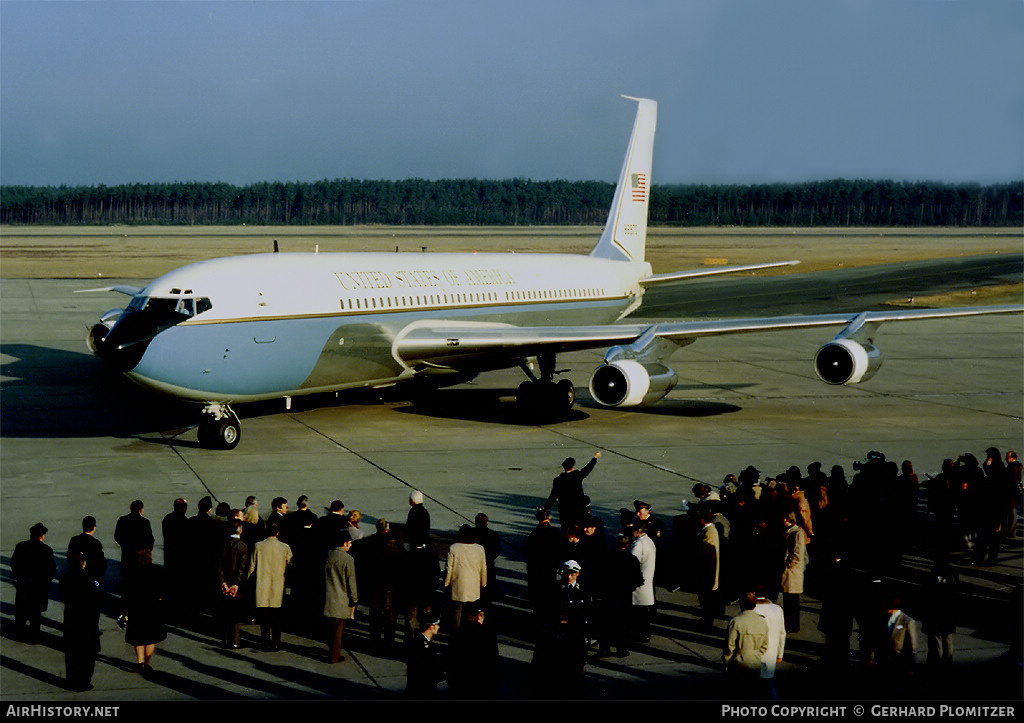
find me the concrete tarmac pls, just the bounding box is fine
[1,270,1022,707]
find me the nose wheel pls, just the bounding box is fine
[198,405,241,450]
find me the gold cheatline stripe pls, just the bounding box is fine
[181,294,629,326]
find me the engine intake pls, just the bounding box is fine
[589,359,678,407]
[814,339,882,385]
[86,308,124,355]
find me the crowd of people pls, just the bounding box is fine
[9,489,501,696]
[8,445,1022,698]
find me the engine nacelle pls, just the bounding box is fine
[86,308,124,355]
[589,359,678,407]
[814,339,883,385]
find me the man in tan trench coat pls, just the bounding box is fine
[249,522,292,651]
[444,524,487,630]
[780,512,807,633]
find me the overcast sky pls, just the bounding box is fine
[1,0,1021,187]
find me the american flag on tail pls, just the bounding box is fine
[631,173,646,202]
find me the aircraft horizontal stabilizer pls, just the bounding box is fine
[640,260,800,286]
[74,285,143,297]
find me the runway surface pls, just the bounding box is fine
[1,256,1021,704]
[639,252,1023,317]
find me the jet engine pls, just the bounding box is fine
[86,308,124,355]
[589,359,678,407]
[814,338,882,385]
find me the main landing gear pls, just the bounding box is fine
[197,404,241,450]
[516,355,575,421]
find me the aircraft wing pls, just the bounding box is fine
[394,304,1023,370]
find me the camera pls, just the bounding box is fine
[852,450,886,470]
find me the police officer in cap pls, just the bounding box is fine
[634,500,664,545]
[406,608,444,698]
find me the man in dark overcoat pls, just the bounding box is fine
[543,452,601,530]
[596,533,643,658]
[59,551,102,691]
[217,519,250,648]
[114,499,154,584]
[314,499,348,553]
[67,516,107,587]
[161,499,189,611]
[188,495,222,615]
[360,518,404,649]
[12,522,56,642]
[402,491,437,638]
[525,507,565,622]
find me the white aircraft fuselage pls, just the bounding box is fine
[118,251,650,403]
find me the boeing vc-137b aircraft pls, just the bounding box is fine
[84,97,1022,449]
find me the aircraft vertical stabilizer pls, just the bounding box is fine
[589,96,657,263]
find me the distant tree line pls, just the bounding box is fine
[1,178,1020,226]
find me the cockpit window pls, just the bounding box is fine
[128,296,213,318]
[104,295,213,359]
[173,297,212,317]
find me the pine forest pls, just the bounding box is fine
[1,178,1020,227]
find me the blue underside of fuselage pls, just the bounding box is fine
[127,299,630,403]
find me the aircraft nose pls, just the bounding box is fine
[94,316,152,372]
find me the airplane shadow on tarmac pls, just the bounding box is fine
[0,343,197,439]
[1,342,740,443]
[393,387,589,425]
[393,386,744,425]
